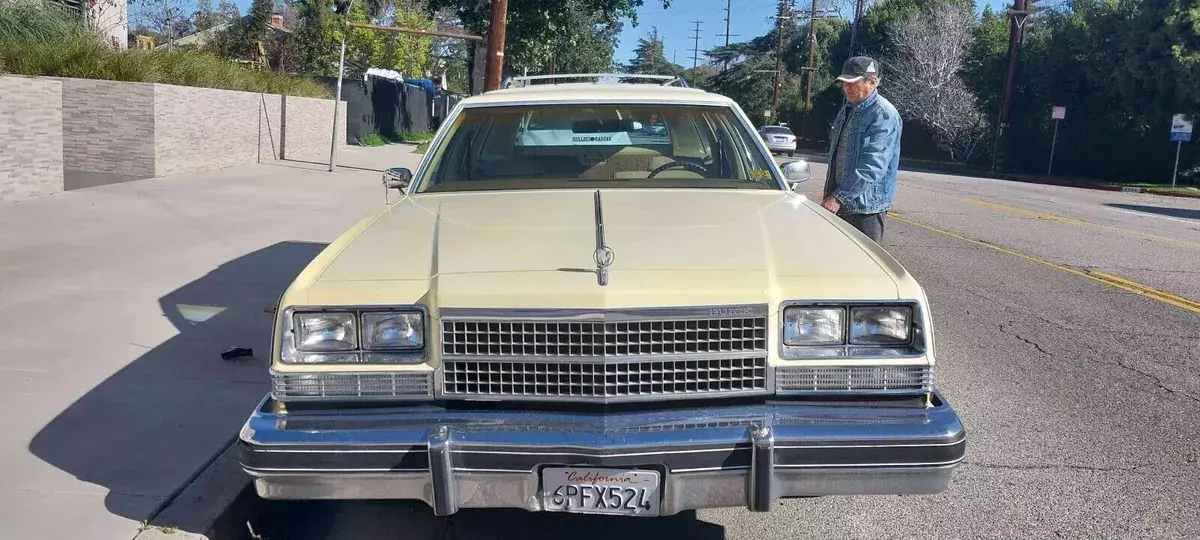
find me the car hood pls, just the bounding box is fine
[300,189,910,307]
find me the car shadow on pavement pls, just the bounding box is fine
[27,241,328,533]
[253,500,727,540]
[1107,203,1200,221]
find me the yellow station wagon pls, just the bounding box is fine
[237,74,966,518]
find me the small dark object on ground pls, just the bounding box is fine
[222,347,254,360]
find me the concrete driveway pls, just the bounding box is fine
[0,145,423,539]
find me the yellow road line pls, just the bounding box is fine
[964,197,1200,249]
[890,213,1200,316]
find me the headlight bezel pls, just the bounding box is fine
[281,305,429,364]
[779,300,925,360]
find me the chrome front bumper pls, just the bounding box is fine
[238,393,966,516]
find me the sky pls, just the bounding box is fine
[612,0,1011,68]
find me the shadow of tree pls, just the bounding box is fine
[28,241,328,533]
[1107,203,1200,221]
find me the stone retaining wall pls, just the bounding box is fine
[0,77,65,202]
[0,75,346,202]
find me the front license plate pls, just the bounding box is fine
[542,467,661,517]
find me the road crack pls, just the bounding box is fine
[966,457,1199,477]
[996,321,1200,404]
[1112,358,1200,405]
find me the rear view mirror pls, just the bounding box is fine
[382,167,412,203]
[781,159,811,190]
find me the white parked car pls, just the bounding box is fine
[759,124,797,156]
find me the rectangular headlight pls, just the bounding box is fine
[294,312,357,351]
[850,306,912,345]
[782,307,844,345]
[362,311,424,350]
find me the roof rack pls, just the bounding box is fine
[500,73,689,89]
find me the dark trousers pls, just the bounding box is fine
[839,211,886,243]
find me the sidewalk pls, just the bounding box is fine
[0,145,421,539]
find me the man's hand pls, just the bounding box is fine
[821,196,841,214]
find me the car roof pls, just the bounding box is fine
[460,83,736,107]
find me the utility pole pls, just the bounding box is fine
[328,0,352,172]
[720,0,735,47]
[849,0,865,55]
[718,0,739,73]
[991,0,1031,172]
[805,0,817,108]
[483,0,508,92]
[689,20,703,85]
[770,0,791,123]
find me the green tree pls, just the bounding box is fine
[509,0,625,75]
[425,0,671,80]
[625,27,683,76]
[217,0,240,24]
[296,0,436,77]
[193,0,220,32]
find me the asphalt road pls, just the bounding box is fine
[250,164,1200,538]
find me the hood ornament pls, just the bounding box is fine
[593,190,613,286]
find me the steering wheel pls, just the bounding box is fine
[646,160,709,178]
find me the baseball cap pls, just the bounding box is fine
[835,56,879,83]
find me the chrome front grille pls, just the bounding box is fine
[441,317,768,358]
[775,365,932,393]
[272,371,432,401]
[439,306,770,402]
[443,356,767,401]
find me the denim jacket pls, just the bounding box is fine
[823,91,902,215]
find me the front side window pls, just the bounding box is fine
[416,104,779,193]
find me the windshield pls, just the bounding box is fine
[760,126,793,135]
[415,104,779,193]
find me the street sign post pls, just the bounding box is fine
[1047,106,1065,178]
[1170,114,1192,188]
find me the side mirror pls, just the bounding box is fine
[630,121,644,131]
[382,167,412,203]
[781,159,811,190]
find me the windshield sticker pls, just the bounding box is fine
[748,169,772,180]
[518,130,633,147]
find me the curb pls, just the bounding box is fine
[787,151,1200,200]
[131,443,253,540]
[997,175,1200,199]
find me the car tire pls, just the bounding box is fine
[788,151,795,157]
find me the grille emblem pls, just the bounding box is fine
[594,245,615,267]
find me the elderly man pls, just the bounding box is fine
[821,56,902,243]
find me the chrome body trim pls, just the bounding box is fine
[270,370,435,402]
[501,73,689,88]
[592,190,612,286]
[238,392,966,515]
[775,365,933,394]
[438,304,769,321]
